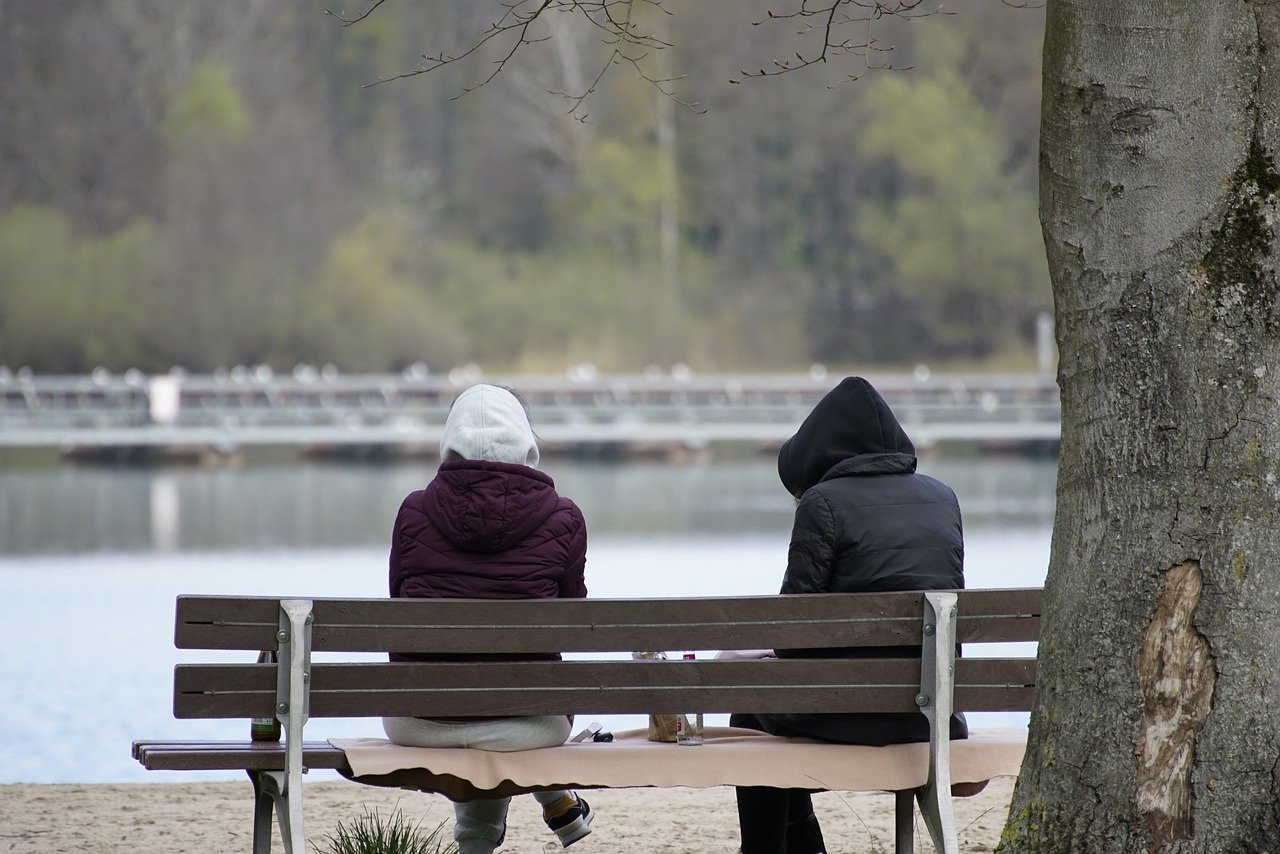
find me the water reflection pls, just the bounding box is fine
[149,474,180,552]
[0,455,1055,555]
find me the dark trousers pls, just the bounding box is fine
[731,714,828,854]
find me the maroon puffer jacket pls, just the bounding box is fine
[390,459,587,606]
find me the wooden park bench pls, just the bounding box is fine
[132,588,1040,854]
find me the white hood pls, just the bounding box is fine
[439,384,540,467]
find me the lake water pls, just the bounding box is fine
[0,454,1055,783]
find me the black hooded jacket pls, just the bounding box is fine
[777,376,964,596]
[757,377,966,746]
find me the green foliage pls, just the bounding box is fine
[851,27,1050,359]
[311,807,457,854]
[303,211,467,371]
[423,239,705,369]
[0,206,159,370]
[0,2,1050,373]
[165,62,250,148]
[560,138,667,263]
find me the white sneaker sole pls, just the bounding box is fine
[555,802,594,847]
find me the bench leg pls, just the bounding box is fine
[915,783,958,854]
[248,770,292,854]
[894,790,914,854]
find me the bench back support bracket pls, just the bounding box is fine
[913,591,959,854]
[276,599,313,854]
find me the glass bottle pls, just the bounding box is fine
[250,650,282,742]
[633,651,679,742]
[675,653,704,745]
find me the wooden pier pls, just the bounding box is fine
[0,369,1060,460]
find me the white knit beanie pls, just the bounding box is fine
[439,384,540,467]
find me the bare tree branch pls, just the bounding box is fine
[731,0,945,87]
[549,0,702,117]
[342,1,700,118]
[325,0,391,28]
[354,0,556,92]
[334,0,946,113]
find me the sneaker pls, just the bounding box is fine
[544,793,594,847]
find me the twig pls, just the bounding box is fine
[960,802,1005,836]
[732,0,943,87]
[338,0,944,112]
[804,776,876,843]
[324,0,390,28]
[362,0,557,90]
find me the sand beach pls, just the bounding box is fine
[0,777,1013,853]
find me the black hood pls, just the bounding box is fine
[778,377,916,496]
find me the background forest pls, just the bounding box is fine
[0,0,1048,374]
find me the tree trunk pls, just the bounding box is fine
[1001,1,1280,851]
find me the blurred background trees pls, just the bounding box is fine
[0,0,1048,374]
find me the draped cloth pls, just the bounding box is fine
[330,726,1027,802]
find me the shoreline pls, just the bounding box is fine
[0,777,1014,852]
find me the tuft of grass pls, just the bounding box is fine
[311,806,458,854]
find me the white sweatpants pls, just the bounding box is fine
[382,715,573,854]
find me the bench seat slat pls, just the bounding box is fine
[132,740,348,772]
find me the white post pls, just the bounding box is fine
[276,600,313,854]
[148,375,181,424]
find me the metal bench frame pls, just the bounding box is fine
[140,588,1039,854]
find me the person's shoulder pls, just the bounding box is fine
[545,494,586,532]
[911,473,960,504]
[795,484,839,519]
[913,471,955,492]
[396,487,426,511]
[803,477,853,505]
[393,487,435,527]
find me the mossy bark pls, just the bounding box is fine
[1000,1,1280,851]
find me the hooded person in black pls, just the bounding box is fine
[733,377,967,854]
[776,375,964,601]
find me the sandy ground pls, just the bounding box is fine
[0,777,1014,853]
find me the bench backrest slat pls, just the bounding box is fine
[177,683,1037,719]
[173,657,1037,719]
[175,589,1042,653]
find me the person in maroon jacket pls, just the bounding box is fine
[383,384,594,853]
